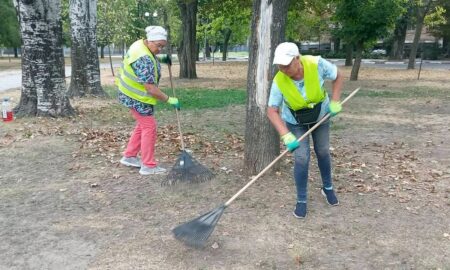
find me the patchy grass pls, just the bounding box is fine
[103,85,246,110]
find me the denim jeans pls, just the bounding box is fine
[286,120,333,202]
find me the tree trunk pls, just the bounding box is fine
[222,28,232,61]
[345,43,353,66]
[14,48,19,58]
[350,43,363,81]
[408,1,432,69]
[67,0,105,97]
[244,0,289,175]
[177,0,197,79]
[100,45,105,58]
[15,0,73,117]
[205,39,211,58]
[389,13,408,60]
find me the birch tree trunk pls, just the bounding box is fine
[177,0,197,79]
[244,0,289,175]
[67,0,105,97]
[15,0,73,117]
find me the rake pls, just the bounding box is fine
[163,64,214,186]
[172,87,361,248]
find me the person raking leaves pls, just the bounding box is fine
[117,26,180,175]
[267,42,344,218]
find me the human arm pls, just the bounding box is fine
[267,106,299,152]
[320,57,344,115]
[132,56,179,107]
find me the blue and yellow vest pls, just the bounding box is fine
[117,39,159,105]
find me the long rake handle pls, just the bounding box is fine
[168,64,185,150]
[224,87,361,207]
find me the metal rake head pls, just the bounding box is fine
[172,205,226,248]
[163,150,214,186]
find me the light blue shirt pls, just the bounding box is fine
[268,56,338,125]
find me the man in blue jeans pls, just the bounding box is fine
[267,42,344,218]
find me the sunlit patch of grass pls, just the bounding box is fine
[103,85,246,110]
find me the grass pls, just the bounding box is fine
[103,85,247,110]
[353,87,450,99]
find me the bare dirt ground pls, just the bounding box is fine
[1,62,449,270]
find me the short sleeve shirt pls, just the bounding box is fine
[118,55,161,116]
[268,56,337,125]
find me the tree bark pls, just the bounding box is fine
[67,0,105,97]
[15,0,73,117]
[345,43,353,66]
[244,0,289,175]
[222,28,232,61]
[408,1,432,69]
[388,13,408,60]
[177,0,197,79]
[350,43,363,81]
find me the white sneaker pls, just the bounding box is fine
[139,165,167,175]
[120,156,141,168]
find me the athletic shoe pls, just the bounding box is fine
[321,188,339,206]
[293,202,307,219]
[139,165,167,175]
[120,156,141,168]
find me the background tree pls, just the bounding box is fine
[15,0,73,117]
[334,0,404,80]
[67,0,105,97]
[387,3,413,60]
[0,0,21,58]
[199,0,252,61]
[177,0,198,79]
[407,0,433,69]
[427,0,450,56]
[244,0,289,175]
[286,0,334,53]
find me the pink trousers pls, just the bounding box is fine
[123,109,158,167]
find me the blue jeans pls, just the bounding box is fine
[287,120,333,202]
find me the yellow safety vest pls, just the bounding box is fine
[273,55,326,110]
[117,39,159,105]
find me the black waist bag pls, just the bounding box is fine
[289,102,322,124]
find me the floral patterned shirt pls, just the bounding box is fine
[118,54,161,116]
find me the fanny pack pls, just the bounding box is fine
[289,102,322,124]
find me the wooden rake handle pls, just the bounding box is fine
[224,87,361,207]
[168,64,185,150]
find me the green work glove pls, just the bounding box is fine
[281,132,299,152]
[167,97,180,110]
[328,100,342,117]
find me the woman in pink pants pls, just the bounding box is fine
[117,26,180,175]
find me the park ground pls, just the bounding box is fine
[0,62,449,269]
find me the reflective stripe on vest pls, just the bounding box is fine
[117,39,159,105]
[274,55,325,110]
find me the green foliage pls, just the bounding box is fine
[103,85,246,110]
[96,0,181,48]
[198,0,252,49]
[0,0,20,47]
[426,0,449,39]
[286,0,335,42]
[334,0,406,47]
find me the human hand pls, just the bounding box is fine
[167,97,180,110]
[281,132,299,152]
[328,100,342,117]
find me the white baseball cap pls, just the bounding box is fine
[145,26,167,41]
[273,42,299,65]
